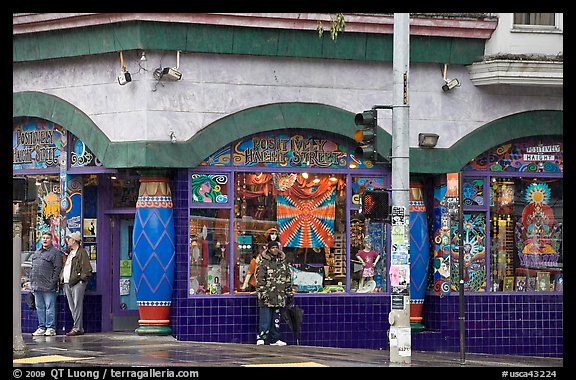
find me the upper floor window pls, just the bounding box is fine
[513,13,555,27]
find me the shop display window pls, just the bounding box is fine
[112,178,139,208]
[489,177,563,292]
[189,209,230,295]
[15,174,100,292]
[230,171,349,294]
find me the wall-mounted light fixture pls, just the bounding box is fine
[418,133,439,148]
[169,131,177,144]
[313,175,320,184]
[117,51,132,85]
[140,51,147,61]
[442,64,460,92]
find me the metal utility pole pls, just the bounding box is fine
[388,13,411,365]
[13,235,28,357]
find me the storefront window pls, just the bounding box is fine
[231,171,347,294]
[112,178,139,208]
[192,131,390,296]
[189,209,230,295]
[490,177,563,292]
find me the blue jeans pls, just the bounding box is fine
[34,291,57,329]
[257,306,281,343]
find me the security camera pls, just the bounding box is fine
[118,71,132,85]
[161,67,182,81]
[442,78,460,92]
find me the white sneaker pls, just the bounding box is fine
[270,340,287,346]
[44,328,56,336]
[32,328,46,336]
[256,340,265,345]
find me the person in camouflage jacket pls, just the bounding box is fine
[255,240,293,345]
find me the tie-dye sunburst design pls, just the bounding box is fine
[277,187,336,248]
[524,183,551,205]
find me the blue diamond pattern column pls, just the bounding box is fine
[132,175,175,335]
[409,182,431,331]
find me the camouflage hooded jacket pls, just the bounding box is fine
[255,249,293,307]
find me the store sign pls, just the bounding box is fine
[234,133,347,168]
[463,137,563,173]
[523,144,560,162]
[13,120,66,170]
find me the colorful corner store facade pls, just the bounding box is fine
[14,114,562,357]
[14,13,562,358]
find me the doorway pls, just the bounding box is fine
[110,215,139,331]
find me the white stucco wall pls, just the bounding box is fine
[13,49,563,149]
[485,13,563,56]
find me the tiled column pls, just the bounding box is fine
[409,182,431,331]
[133,173,175,335]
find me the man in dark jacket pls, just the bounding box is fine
[61,231,93,336]
[29,231,63,336]
[255,240,293,346]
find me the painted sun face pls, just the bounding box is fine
[525,183,551,205]
[43,192,60,218]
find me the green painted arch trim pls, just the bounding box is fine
[411,110,563,173]
[13,91,116,164]
[13,92,562,173]
[184,102,392,169]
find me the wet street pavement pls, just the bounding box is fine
[13,332,563,369]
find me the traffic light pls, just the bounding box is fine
[354,109,377,161]
[361,189,390,221]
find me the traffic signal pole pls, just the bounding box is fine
[388,12,411,365]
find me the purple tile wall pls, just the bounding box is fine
[417,293,563,357]
[21,293,102,335]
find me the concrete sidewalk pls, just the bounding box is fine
[13,332,563,368]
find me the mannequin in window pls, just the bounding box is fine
[265,227,281,248]
[241,244,264,292]
[355,239,380,291]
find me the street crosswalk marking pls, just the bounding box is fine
[243,362,327,367]
[13,355,94,364]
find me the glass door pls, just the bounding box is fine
[111,215,139,331]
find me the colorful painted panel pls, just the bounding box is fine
[463,178,484,206]
[65,175,83,235]
[35,177,62,249]
[13,118,66,170]
[190,174,229,204]
[351,177,386,206]
[431,179,451,295]
[200,145,231,166]
[70,134,102,167]
[463,136,563,173]
[450,213,487,292]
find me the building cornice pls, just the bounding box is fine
[468,59,563,87]
[13,13,497,39]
